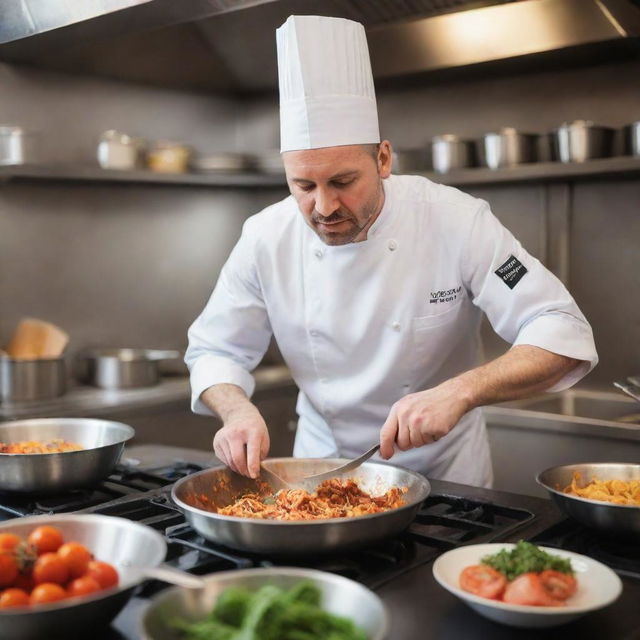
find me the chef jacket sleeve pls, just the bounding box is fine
[185,219,272,416]
[461,201,598,391]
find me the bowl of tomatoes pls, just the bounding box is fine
[432,541,622,628]
[0,514,166,640]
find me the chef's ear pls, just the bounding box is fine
[377,140,393,178]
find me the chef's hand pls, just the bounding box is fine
[379,381,470,459]
[213,406,270,479]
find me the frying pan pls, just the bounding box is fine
[172,457,430,555]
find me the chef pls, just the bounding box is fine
[185,15,598,487]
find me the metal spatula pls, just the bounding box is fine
[299,444,381,485]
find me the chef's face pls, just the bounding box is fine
[283,141,393,245]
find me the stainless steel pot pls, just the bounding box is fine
[0,356,66,402]
[431,134,475,173]
[0,417,134,493]
[0,514,166,640]
[478,128,538,169]
[623,121,640,156]
[550,120,615,163]
[141,567,389,640]
[537,463,640,537]
[0,126,38,166]
[392,148,430,174]
[82,348,182,389]
[172,458,430,555]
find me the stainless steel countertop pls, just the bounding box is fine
[0,365,295,421]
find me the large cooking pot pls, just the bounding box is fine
[550,120,615,163]
[0,418,134,493]
[0,514,166,640]
[478,128,538,169]
[0,356,66,403]
[537,462,640,537]
[172,458,430,555]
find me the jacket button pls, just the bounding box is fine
[310,329,318,337]
[388,240,398,251]
[392,321,401,331]
[314,248,323,258]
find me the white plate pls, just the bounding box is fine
[432,543,622,628]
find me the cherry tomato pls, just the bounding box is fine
[13,572,34,593]
[0,588,30,608]
[67,576,101,599]
[33,553,69,586]
[503,573,564,607]
[539,570,577,601]
[30,583,67,606]
[459,564,507,600]
[27,526,64,555]
[57,542,92,579]
[0,553,19,588]
[0,534,22,553]
[85,560,119,590]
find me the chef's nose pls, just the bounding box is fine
[314,186,339,217]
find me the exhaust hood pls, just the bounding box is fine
[1,0,639,94]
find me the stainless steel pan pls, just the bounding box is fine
[537,463,640,537]
[0,418,134,493]
[0,514,166,640]
[172,457,430,555]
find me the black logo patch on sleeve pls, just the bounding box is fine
[495,255,528,289]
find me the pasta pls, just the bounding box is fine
[564,472,640,506]
[0,439,83,454]
[204,478,407,521]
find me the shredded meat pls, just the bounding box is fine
[214,478,407,520]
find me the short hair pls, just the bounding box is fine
[362,143,380,164]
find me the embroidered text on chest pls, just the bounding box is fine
[429,286,462,304]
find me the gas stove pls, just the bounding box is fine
[2,449,640,640]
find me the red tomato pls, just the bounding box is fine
[30,583,67,605]
[459,565,507,600]
[539,570,577,601]
[27,526,64,555]
[0,588,30,608]
[33,553,69,586]
[503,573,564,607]
[13,572,34,593]
[0,553,19,588]
[57,542,92,579]
[85,560,119,590]
[0,534,22,553]
[67,576,102,599]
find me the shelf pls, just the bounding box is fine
[2,156,640,189]
[0,163,287,188]
[416,156,640,187]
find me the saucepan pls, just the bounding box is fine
[171,458,430,555]
[537,462,640,537]
[0,418,134,493]
[0,514,167,640]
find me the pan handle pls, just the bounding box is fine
[129,563,205,589]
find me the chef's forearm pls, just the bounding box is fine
[199,383,261,422]
[448,345,580,412]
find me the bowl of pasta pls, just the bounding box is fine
[537,463,640,537]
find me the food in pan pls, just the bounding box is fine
[0,439,83,454]
[210,478,407,521]
[459,541,576,606]
[0,525,119,608]
[171,580,367,640]
[563,472,640,506]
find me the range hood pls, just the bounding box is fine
[1,0,639,94]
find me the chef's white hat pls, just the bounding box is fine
[276,15,380,153]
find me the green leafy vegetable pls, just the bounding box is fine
[171,580,367,640]
[481,540,574,581]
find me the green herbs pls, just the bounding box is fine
[481,541,574,582]
[171,580,367,640]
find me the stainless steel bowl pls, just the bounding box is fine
[478,128,538,169]
[0,356,66,402]
[550,120,615,163]
[537,463,640,537]
[0,418,134,493]
[141,567,389,640]
[0,514,166,640]
[431,134,475,174]
[623,121,640,157]
[172,458,430,555]
[81,348,182,389]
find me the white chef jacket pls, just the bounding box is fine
[186,174,598,487]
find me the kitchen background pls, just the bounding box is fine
[1,0,640,496]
